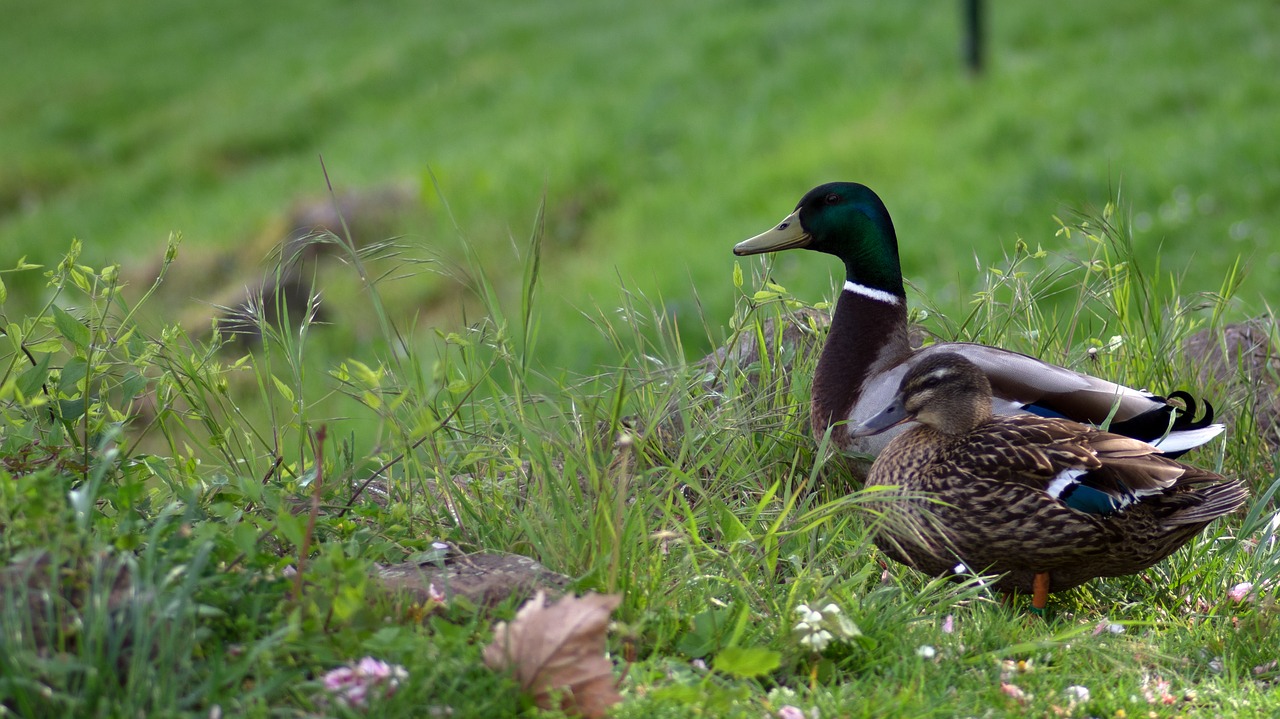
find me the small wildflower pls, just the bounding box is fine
[1065,685,1091,703]
[321,657,407,708]
[777,707,806,719]
[941,615,954,634]
[800,629,835,652]
[767,687,799,705]
[427,582,447,604]
[1093,620,1125,635]
[793,602,860,653]
[1000,658,1033,677]
[916,645,937,659]
[691,658,708,672]
[795,604,824,626]
[1001,682,1029,702]
[1228,582,1254,603]
[1141,675,1174,705]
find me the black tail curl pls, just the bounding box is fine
[1106,390,1217,458]
[1164,390,1217,430]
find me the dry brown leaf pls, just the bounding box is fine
[483,591,623,718]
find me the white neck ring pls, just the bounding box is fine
[843,280,901,305]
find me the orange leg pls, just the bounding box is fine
[1031,572,1050,614]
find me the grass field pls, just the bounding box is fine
[3,1,1280,717]
[4,1,1280,369]
[2,218,1278,717]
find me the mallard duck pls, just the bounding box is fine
[850,351,1248,610]
[733,182,1223,457]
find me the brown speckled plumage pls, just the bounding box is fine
[856,353,1248,597]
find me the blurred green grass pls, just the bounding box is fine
[3,0,1279,370]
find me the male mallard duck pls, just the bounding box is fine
[733,182,1223,457]
[851,352,1248,609]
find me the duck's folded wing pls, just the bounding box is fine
[960,419,1185,517]
[924,343,1223,453]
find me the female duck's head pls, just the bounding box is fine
[852,352,995,437]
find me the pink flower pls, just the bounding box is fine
[1000,682,1029,702]
[941,615,954,634]
[321,657,407,708]
[1093,620,1125,636]
[427,582,447,604]
[777,706,806,719]
[1141,675,1174,705]
[1228,582,1254,603]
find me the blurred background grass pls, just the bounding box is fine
[3,0,1278,370]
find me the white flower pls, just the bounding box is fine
[795,605,824,626]
[1064,685,1091,703]
[832,613,859,640]
[793,601,860,651]
[799,629,835,652]
[916,645,936,659]
[767,687,799,705]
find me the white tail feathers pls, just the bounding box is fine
[1150,423,1226,454]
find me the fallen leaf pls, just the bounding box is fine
[484,591,622,718]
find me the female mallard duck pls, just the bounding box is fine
[851,352,1248,609]
[733,182,1222,457]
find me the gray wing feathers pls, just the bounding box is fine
[919,343,1165,423]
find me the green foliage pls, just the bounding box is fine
[4,1,1280,373]
[1,201,1278,716]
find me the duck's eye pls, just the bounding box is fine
[824,193,841,205]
